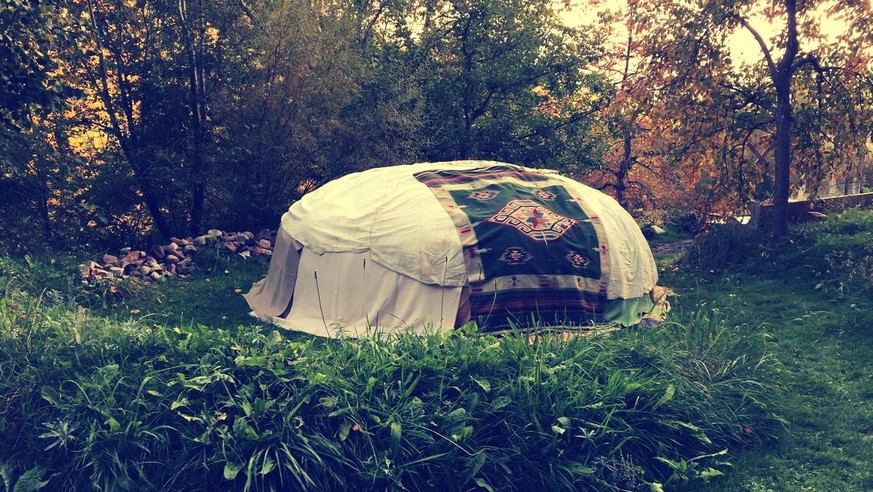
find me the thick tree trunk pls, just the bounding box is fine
[772,86,792,240]
[771,0,799,241]
[460,119,471,159]
[190,182,205,235]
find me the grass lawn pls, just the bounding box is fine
[0,209,871,490]
[668,210,873,491]
[669,274,873,491]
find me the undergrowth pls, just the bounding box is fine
[0,280,780,491]
[683,209,873,295]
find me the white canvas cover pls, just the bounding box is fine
[245,161,659,337]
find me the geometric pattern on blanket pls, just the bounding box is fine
[415,164,613,331]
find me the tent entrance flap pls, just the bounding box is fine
[243,229,301,321]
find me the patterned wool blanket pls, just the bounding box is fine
[415,165,613,331]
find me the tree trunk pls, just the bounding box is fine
[85,0,175,240]
[131,155,175,240]
[615,133,632,207]
[180,0,207,235]
[460,117,472,159]
[772,87,792,240]
[771,0,799,241]
[613,35,634,209]
[142,185,174,239]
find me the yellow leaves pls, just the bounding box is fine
[531,85,550,97]
[205,26,221,44]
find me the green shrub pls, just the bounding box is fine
[683,224,764,272]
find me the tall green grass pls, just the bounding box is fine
[0,267,781,491]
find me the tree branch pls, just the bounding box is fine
[790,54,840,76]
[731,14,776,79]
[718,80,774,112]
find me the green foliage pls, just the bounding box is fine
[210,0,427,231]
[640,223,659,240]
[0,0,87,251]
[10,205,873,492]
[0,260,781,491]
[0,0,69,136]
[415,0,602,170]
[1,0,611,249]
[669,213,704,235]
[775,209,873,297]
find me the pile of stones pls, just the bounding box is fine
[79,229,275,282]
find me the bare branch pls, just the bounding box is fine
[731,14,776,79]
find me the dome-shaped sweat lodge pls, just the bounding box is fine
[244,161,661,337]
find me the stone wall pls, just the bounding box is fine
[749,192,873,229]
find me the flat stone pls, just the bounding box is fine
[125,251,143,262]
[102,254,119,266]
